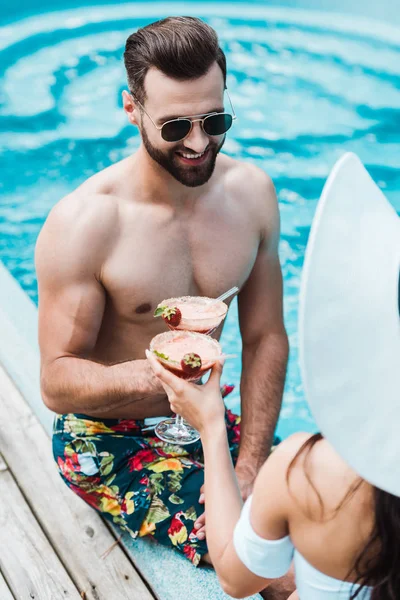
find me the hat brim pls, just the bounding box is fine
[299,152,400,496]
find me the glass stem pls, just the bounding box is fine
[175,414,184,430]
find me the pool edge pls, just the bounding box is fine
[0,260,53,434]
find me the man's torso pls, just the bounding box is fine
[77,154,261,356]
[44,152,267,417]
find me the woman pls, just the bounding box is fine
[146,153,400,599]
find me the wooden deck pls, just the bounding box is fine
[0,363,157,600]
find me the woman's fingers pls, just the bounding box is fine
[145,350,174,397]
[206,359,225,388]
[145,349,184,395]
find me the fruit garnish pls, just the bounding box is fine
[154,306,167,317]
[181,353,202,375]
[161,307,182,327]
[153,350,170,361]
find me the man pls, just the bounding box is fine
[36,15,289,591]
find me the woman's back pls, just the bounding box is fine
[287,434,376,584]
[248,433,377,598]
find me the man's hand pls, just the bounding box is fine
[194,467,256,540]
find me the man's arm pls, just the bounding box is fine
[36,195,163,416]
[236,170,289,495]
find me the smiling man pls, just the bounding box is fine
[36,16,290,595]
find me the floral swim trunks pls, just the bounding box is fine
[53,385,239,566]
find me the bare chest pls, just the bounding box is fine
[101,203,259,324]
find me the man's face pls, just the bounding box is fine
[136,63,227,188]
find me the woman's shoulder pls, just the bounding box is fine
[250,432,372,548]
[269,432,359,478]
[256,433,366,517]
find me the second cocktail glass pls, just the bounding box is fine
[154,295,228,335]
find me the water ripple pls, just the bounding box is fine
[1,3,399,437]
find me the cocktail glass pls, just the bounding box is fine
[154,295,228,335]
[149,330,222,444]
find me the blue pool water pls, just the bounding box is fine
[1,3,400,439]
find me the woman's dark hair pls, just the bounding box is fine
[124,16,227,103]
[287,433,400,600]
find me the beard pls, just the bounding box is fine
[140,125,225,188]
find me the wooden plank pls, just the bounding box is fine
[0,568,15,600]
[0,452,81,599]
[0,261,53,435]
[0,364,154,600]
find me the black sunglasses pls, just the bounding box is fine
[130,89,237,143]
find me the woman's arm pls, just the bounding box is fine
[200,419,275,597]
[146,351,308,597]
[202,430,309,597]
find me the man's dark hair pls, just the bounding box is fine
[124,16,227,103]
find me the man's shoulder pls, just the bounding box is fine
[36,189,119,275]
[220,154,273,190]
[46,155,133,231]
[218,155,278,237]
[219,155,276,209]
[43,190,119,240]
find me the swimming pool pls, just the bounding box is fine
[1,3,400,438]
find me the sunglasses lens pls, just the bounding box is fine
[203,113,233,136]
[161,119,192,142]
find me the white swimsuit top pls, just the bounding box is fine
[233,495,372,600]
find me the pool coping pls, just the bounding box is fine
[0,260,53,434]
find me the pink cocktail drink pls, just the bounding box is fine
[148,330,222,443]
[149,330,222,382]
[154,296,228,335]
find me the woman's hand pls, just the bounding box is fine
[145,350,226,434]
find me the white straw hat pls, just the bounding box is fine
[299,152,400,496]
